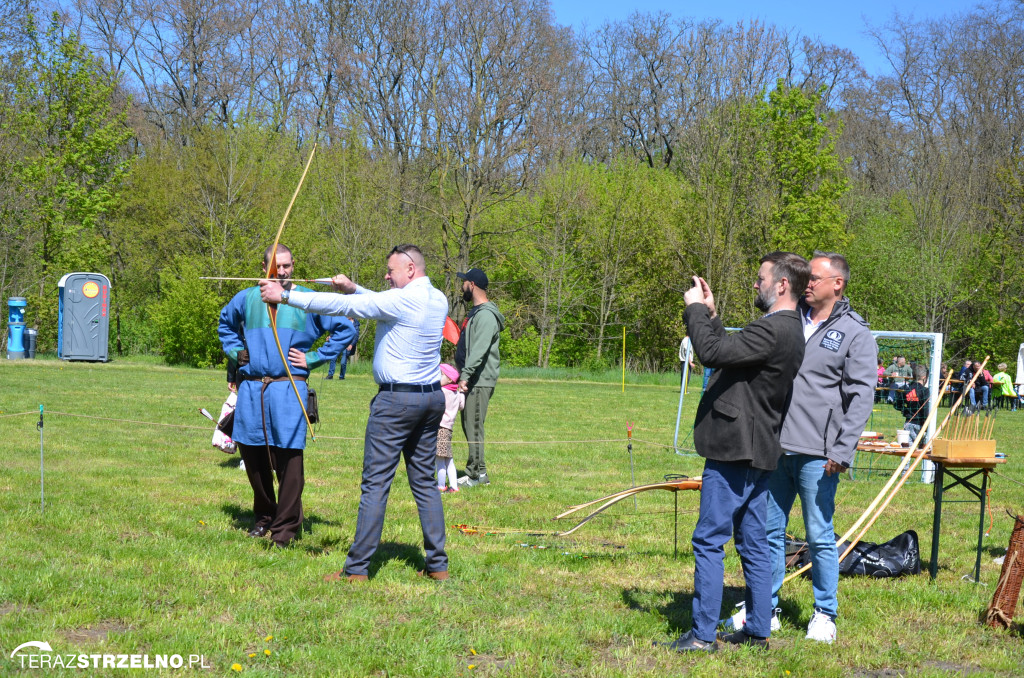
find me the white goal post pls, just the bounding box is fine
[871,330,943,444]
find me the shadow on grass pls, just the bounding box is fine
[368,541,428,577]
[621,584,808,635]
[983,544,1007,557]
[622,584,744,633]
[217,456,244,469]
[219,503,339,534]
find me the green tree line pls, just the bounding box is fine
[1,1,1022,370]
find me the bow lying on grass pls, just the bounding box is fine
[554,477,702,536]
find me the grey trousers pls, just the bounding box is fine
[461,386,493,479]
[344,389,448,576]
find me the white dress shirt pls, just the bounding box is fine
[287,276,447,385]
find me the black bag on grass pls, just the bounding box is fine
[837,530,921,578]
[787,531,921,578]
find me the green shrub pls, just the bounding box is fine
[151,264,225,367]
[501,325,540,367]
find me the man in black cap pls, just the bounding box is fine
[454,268,505,487]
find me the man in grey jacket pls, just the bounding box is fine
[725,251,877,644]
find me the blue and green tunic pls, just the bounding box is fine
[218,285,357,449]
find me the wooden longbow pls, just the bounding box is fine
[554,478,702,536]
[266,144,318,441]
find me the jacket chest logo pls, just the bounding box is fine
[820,329,845,353]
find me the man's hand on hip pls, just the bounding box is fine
[287,348,308,369]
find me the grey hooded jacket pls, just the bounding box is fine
[778,298,878,467]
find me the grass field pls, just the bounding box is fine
[1,356,1022,676]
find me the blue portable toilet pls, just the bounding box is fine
[57,273,111,362]
[7,297,27,359]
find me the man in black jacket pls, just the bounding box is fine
[659,252,808,653]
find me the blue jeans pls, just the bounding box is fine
[691,459,773,641]
[327,350,349,378]
[766,454,840,619]
[968,384,990,409]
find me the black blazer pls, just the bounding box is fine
[685,304,804,471]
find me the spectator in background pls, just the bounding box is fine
[992,363,1017,411]
[968,361,992,411]
[327,317,360,379]
[876,360,886,403]
[899,365,930,438]
[956,359,973,386]
[885,356,913,405]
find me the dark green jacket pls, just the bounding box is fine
[455,301,505,389]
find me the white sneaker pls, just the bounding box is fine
[719,603,781,633]
[805,611,836,643]
[457,473,490,487]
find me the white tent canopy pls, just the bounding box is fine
[1016,342,1024,386]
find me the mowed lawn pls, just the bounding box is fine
[1,357,1022,677]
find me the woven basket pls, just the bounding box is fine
[985,514,1024,629]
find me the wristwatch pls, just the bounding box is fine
[280,289,290,304]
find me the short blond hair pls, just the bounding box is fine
[997,362,1008,371]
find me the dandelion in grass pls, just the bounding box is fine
[468,665,476,670]
[470,648,477,656]
[231,664,242,671]
[264,650,271,656]
[198,520,205,525]
[264,635,273,642]
[248,653,256,658]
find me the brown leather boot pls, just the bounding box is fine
[418,570,449,581]
[324,571,368,582]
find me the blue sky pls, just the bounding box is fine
[548,0,982,75]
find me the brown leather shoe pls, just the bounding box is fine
[324,571,368,583]
[418,570,449,581]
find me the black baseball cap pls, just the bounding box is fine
[456,268,488,290]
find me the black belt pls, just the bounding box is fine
[378,382,441,393]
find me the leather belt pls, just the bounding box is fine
[378,382,441,393]
[241,374,307,383]
[240,374,307,471]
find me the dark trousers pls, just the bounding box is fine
[344,389,448,576]
[461,386,493,479]
[691,458,772,642]
[238,442,304,546]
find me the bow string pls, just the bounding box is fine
[267,143,318,441]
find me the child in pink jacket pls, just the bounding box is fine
[437,363,465,492]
